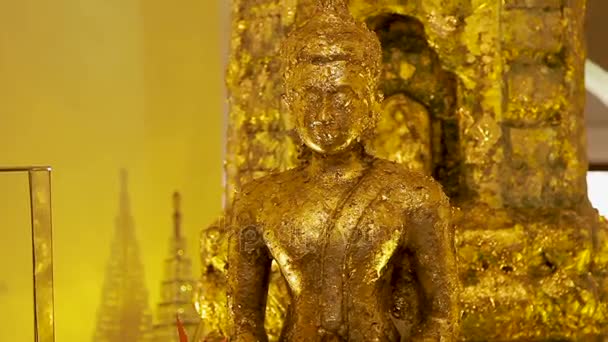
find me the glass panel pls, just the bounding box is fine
[0,167,55,342]
[29,168,55,342]
[0,172,35,341]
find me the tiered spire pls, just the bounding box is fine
[173,192,181,238]
[317,0,349,13]
[151,192,200,342]
[92,170,153,342]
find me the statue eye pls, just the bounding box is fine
[333,86,356,106]
[334,92,349,105]
[302,87,322,103]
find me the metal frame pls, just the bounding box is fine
[0,167,55,342]
[590,163,608,171]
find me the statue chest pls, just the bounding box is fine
[263,186,406,287]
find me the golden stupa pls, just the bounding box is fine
[195,0,608,340]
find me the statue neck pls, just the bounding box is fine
[309,143,371,180]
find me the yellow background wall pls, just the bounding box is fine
[0,0,225,340]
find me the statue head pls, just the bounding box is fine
[281,0,383,155]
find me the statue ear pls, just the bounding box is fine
[281,92,292,112]
[370,88,383,119]
[376,88,384,103]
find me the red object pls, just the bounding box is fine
[176,315,188,342]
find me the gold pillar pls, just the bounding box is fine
[224,0,302,209]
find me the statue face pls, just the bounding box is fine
[287,60,373,155]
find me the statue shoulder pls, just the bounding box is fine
[232,167,306,213]
[372,159,449,208]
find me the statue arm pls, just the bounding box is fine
[227,194,272,342]
[408,185,459,341]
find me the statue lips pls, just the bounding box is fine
[304,122,351,153]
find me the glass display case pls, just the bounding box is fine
[0,167,54,342]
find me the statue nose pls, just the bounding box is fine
[319,96,332,123]
[319,110,330,123]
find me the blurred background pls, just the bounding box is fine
[0,0,606,341]
[0,0,228,341]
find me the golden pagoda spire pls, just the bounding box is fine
[151,192,200,342]
[173,192,182,239]
[92,169,152,342]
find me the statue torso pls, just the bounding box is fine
[239,159,438,341]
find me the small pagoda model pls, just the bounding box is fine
[151,192,200,342]
[92,170,153,342]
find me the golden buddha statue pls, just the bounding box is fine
[226,0,459,340]
[366,93,432,174]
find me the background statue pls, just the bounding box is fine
[195,218,289,342]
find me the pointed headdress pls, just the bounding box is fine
[280,0,382,85]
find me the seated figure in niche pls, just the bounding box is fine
[226,0,458,341]
[365,93,432,174]
[366,14,460,193]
